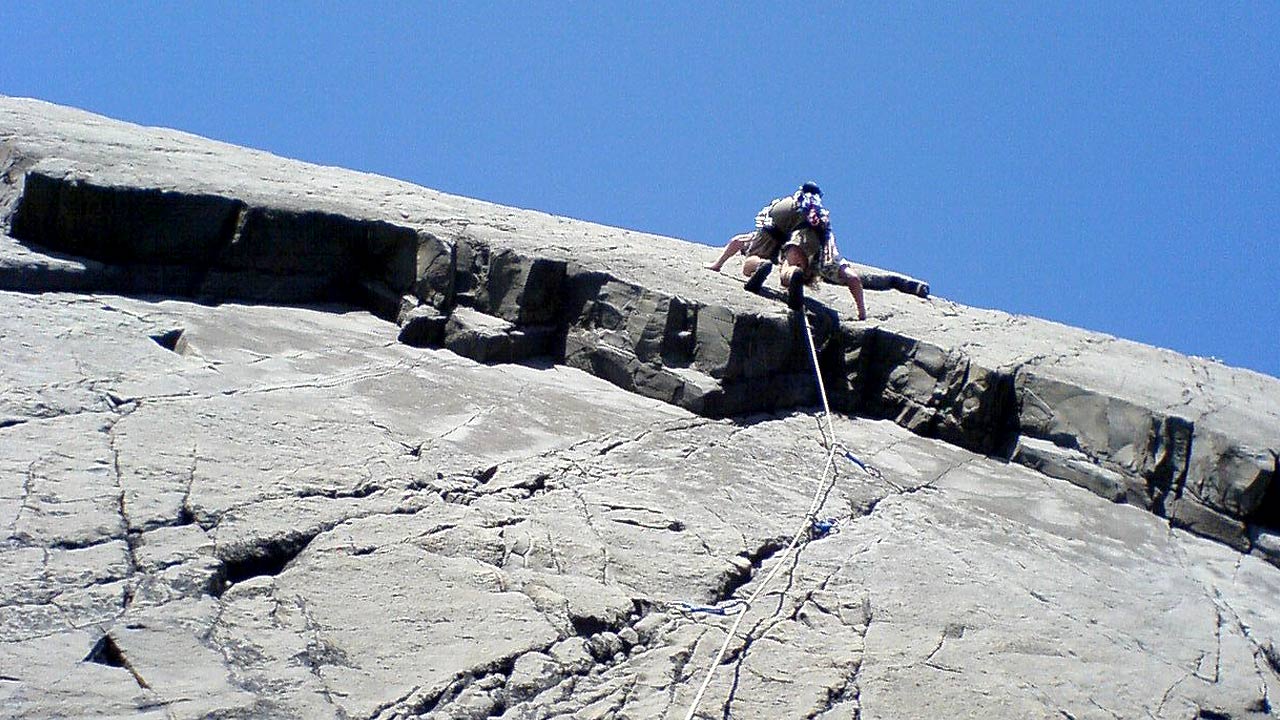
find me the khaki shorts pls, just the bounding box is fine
[737,230,782,260]
[819,258,850,284]
[780,227,825,281]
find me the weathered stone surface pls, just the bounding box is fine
[444,306,557,364]
[2,96,1280,719]
[6,97,1272,556]
[842,326,1018,454]
[1013,435,1146,505]
[397,303,448,348]
[0,290,1276,719]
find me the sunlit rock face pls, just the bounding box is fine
[2,96,1278,720]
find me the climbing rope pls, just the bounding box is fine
[680,308,879,720]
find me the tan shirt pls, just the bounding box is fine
[754,196,806,237]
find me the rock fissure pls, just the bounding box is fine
[595,431,652,457]
[287,592,349,712]
[714,538,788,607]
[2,394,122,425]
[293,481,385,501]
[9,457,40,533]
[366,684,423,720]
[189,465,445,534]
[212,530,318,596]
[1252,650,1276,715]
[1202,607,1225,684]
[197,360,416,402]
[178,445,198,527]
[437,408,492,443]
[661,634,704,715]
[808,668,862,720]
[391,654,521,719]
[722,556,847,717]
[1087,696,1123,720]
[84,633,151,689]
[1195,584,1279,712]
[133,697,188,713]
[368,418,424,458]
[569,487,612,585]
[44,570,132,607]
[707,460,932,717]
[476,613,657,713]
[106,417,140,607]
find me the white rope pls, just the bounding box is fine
[680,309,846,720]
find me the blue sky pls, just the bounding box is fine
[4,3,1277,377]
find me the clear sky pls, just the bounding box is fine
[4,3,1277,377]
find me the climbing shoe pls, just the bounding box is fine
[743,261,772,294]
[787,277,805,310]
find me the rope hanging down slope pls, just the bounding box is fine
[680,309,882,720]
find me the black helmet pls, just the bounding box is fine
[800,181,822,197]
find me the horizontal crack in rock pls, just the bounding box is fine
[294,482,384,501]
[607,516,686,532]
[716,538,788,606]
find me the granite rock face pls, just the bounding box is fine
[2,97,1279,719]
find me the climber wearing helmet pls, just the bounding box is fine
[776,184,834,310]
[708,182,865,318]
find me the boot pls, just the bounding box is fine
[744,261,772,294]
[787,276,805,310]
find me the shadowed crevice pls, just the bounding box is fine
[84,634,127,668]
[714,538,787,606]
[7,171,422,317]
[1245,451,1280,530]
[212,531,318,596]
[84,634,150,689]
[149,328,188,354]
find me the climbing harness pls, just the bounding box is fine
[679,307,882,720]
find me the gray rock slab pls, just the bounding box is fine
[3,96,1275,557]
[1,98,1280,719]
[0,291,1277,718]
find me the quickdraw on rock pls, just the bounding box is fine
[839,446,884,480]
[675,599,749,617]
[809,517,840,539]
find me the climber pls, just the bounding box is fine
[707,182,847,313]
[707,182,930,315]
